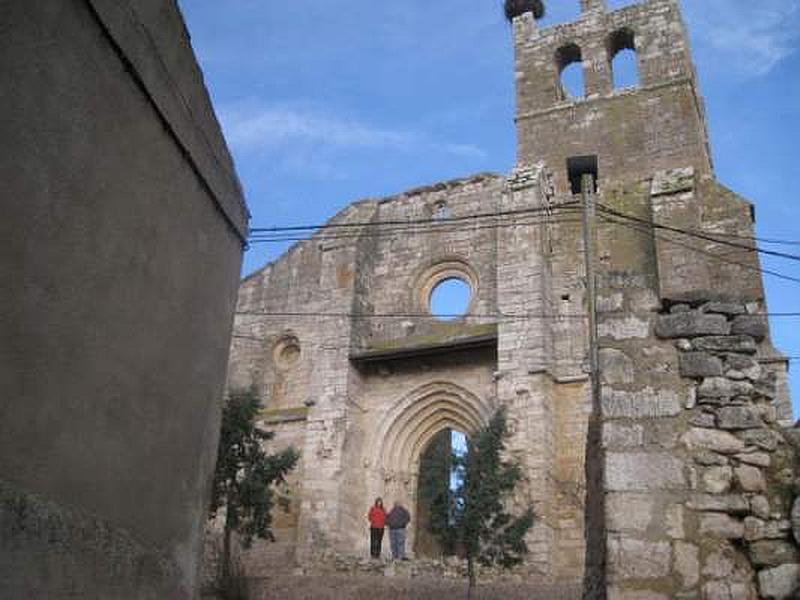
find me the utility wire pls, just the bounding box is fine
[228,334,800,363]
[599,213,800,285]
[248,216,583,244]
[248,201,581,234]
[246,201,800,249]
[597,204,800,264]
[234,309,800,320]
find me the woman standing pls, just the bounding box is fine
[367,498,386,559]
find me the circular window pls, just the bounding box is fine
[273,335,301,370]
[429,278,472,320]
[416,260,478,321]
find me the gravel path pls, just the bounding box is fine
[204,574,583,600]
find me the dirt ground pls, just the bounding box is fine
[204,574,583,600]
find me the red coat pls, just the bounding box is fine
[368,506,386,528]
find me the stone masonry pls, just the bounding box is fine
[217,1,796,597]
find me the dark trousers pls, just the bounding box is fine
[370,527,384,558]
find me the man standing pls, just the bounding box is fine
[386,502,411,560]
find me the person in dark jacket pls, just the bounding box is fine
[367,497,386,559]
[386,501,411,560]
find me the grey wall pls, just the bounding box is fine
[0,1,248,598]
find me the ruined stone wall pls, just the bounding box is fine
[600,298,797,599]
[223,168,595,581]
[513,0,712,194]
[590,167,795,598]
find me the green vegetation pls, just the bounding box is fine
[209,388,299,598]
[424,408,535,598]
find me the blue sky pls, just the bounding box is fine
[178,0,800,414]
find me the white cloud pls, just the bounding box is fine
[686,0,800,77]
[217,102,486,160]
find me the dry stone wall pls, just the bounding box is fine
[601,296,799,599]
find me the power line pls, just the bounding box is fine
[234,310,587,321]
[228,334,800,363]
[246,201,800,249]
[248,201,581,234]
[597,204,800,264]
[234,310,800,321]
[248,216,583,244]
[599,213,800,285]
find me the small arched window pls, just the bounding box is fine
[556,43,585,100]
[609,28,639,89]
[433,201,449,220]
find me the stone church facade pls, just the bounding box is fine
[225,0,797,596]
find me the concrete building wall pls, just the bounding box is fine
[0,1,247,598]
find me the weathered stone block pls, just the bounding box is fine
[703,466,733,494]
[690,411,716,428]
[666,504,685,539]
[702,301,746,316]
[751,495,771,519]
[702,581,752,600]
[741,429,783,451]
[731,316,768,342]
[674,541,699,589]
[599,316,651,340]
[792,498,800,545]
[687,493,749,514]
[695,450,729,466]
[682,428,745,454]
[757,563,800,599]
[679,352,724,378]
[724,355,762,381]
[655,312,729,339]
[608,537,671,579]
[606,494,653,533]
[598,292,624,313]
[629,289,660,312]
[744,517,791,541]
[698,377,753,401]
[735,465,767,492]
[736,452,771,468]
[702,546,735,578]
[600,348,635,385]
[693,336,757,354]
[749,541,800,568]
[603,423,645,449]
[717,406,762,430]
[699,513,744,539]
[606,453,685,491]
[602,388,683,419]
[726,369,747,381]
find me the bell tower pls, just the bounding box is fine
[507,0,713,194]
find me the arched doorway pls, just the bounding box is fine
[370,382,491,557]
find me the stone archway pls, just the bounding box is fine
[368,381,493,556]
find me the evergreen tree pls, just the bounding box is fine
[209,388,299,593]
[449,407,535,597]
[417,429,458,556]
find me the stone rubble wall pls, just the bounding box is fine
[602,297,798,599]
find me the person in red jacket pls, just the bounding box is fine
[367,497,387,559]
